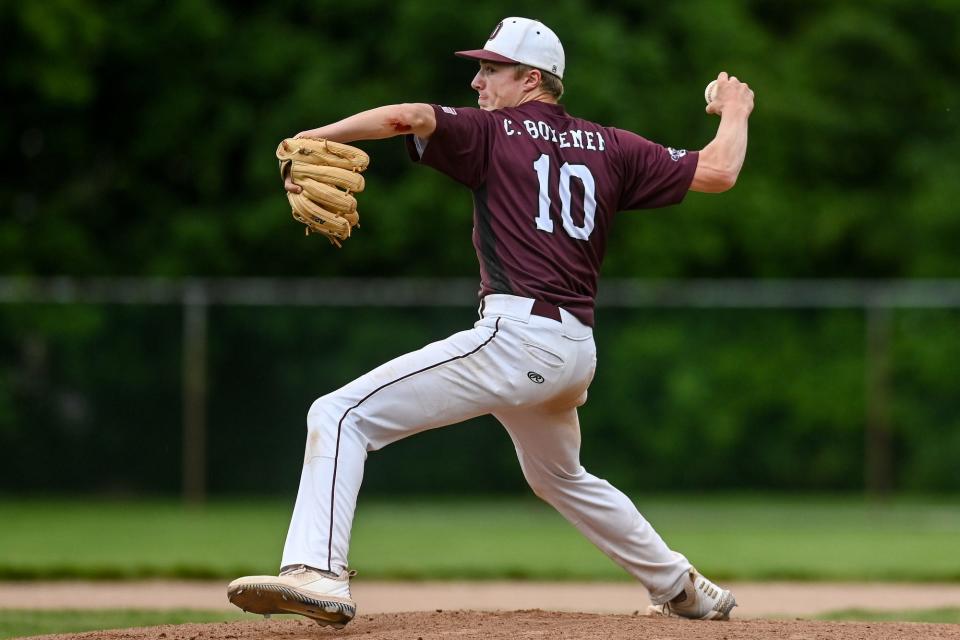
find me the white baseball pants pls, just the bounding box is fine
[281,294,691,603]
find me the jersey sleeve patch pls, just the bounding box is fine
[616,129,698,210]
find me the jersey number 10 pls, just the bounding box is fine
[532,153,597,241]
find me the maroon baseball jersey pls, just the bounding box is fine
[405,101,698,326]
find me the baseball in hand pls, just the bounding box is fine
[704,79,718,104]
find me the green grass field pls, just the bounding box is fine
[0,609,248,640]
[1,607,958,640]
[2,494,959,582]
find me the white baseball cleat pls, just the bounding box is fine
[227,565,357,629]
[646,568,737,621]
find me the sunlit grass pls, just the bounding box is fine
[817,607,960,623]
[0,609,247,640]
[1,495,959,581]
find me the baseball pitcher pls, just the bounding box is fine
[228,16,754,627]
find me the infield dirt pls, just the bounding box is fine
[18,610,960,640]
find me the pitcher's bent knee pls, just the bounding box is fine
[522,465,579,504]
[307,393,341,429]
[304,393,354,459]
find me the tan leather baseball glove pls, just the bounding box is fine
[276,138,370,247]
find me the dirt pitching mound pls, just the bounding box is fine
[19,610,960,640]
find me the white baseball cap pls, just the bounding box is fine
[455,17,565,79]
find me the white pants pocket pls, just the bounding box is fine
[523,342,565,368]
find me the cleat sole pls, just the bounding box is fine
[227,582,355,627]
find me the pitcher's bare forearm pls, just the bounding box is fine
[296,104,437,143]
[283,104,437,193]
[691,72,755,193]
[693,107,750,192]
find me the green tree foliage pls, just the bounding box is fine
[2,1,959,493]
[3,1,958,277]
[2,305,959,494]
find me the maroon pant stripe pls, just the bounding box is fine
[325,318,501,570]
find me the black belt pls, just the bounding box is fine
[530,299,562,321]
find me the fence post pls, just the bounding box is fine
[182,281,208,505]
[865,304,893,496]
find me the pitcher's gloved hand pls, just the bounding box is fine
[276,138,370,247]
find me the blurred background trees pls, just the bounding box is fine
[2,0,958,495]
